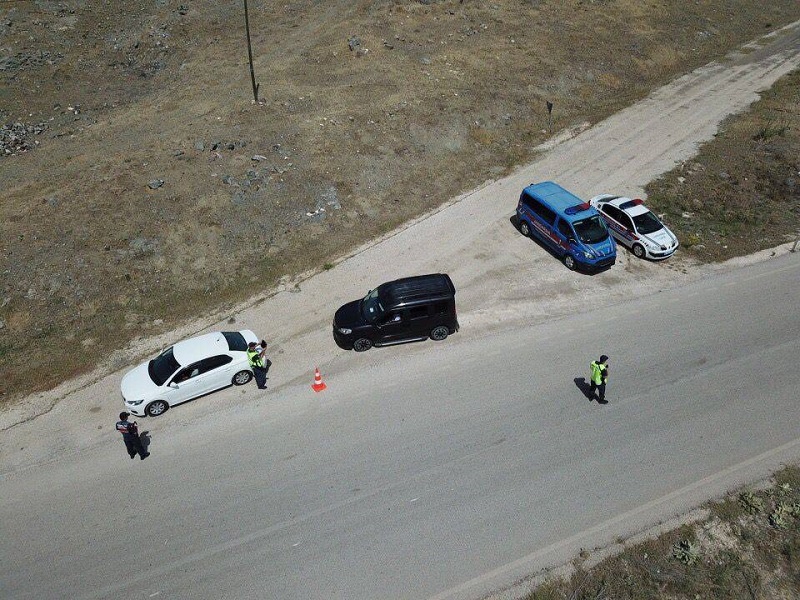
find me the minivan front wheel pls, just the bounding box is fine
[430,326,450,341]
[519,221,531,237]
[353,338,373,352]
[563,254,576,270]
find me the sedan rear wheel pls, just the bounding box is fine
[353,338,373,352]
[519,221,531,237]
[233,370,253,385]
[146,400,169,417]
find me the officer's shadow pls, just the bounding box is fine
[140,430,152,453]
[574,377,596,402]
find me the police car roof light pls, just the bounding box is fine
[564,202,591,215]
[619,198,644,210]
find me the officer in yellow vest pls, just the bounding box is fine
[247,340,269,389]
[590,355,609,403]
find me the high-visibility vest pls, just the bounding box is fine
[247,349,264,368]
[590,361,606,384]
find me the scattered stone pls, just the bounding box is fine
[148,179,164,189]
[153,319,163,325]
[129,237,159,256]
[252,154,267,161]
[0,319,5,330]
[681,211,695,219]
[348,36,361,51]
[177,4,188,15]
[194,141,205,151]
[172,149,184,157]
[1,121,49,156]
[677,176,686,184]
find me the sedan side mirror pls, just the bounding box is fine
[169,382,179,389]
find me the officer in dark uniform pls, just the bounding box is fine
[116,411,149,460]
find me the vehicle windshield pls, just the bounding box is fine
[361,288,385,323]
[632,211,663,235]
[148,347,181,386]
[572,215,609,244]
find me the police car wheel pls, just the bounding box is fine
[146,400,168,417]
[430,326,449,341]
[353,338,373,352]
[519,221,531,237]
[632,243,646,259]
[563,254,576,270]
[233,370,253,385]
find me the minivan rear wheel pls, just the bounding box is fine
[519,221,531,237]
[563,254,576,270]
[353,338,373,352]
[430,326,450,341]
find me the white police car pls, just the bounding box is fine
[121,330,260,417]
[589,194,679,260]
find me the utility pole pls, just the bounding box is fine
[244,0,259,103]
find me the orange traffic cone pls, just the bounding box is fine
[311,367,327,392]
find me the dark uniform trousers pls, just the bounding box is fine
[123,433,147,459]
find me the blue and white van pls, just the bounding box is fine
[516,181,616,271]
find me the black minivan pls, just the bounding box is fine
[333,274,459,351]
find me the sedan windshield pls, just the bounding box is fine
[573,215,609,244]
[148,347,181,386]
[632,211,663,235]
[361,288,385,323]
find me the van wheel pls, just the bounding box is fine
[519,221,531,237]
[563,254,576,270]
[430,326,450,341]
[632,243,646,259]
[353,338,373,352]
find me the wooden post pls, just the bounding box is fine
[244,0,259,103]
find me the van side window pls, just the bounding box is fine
[409,306,429,320]
[557,219,573,238]
[524,196,556,225]
[434,301,449,314]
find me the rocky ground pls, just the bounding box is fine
[2,0,800,402]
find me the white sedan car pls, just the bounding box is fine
[590,194,679,260]
[121,330,259,417]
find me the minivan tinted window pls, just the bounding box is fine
[523,195,556,225]
[573,215,609,244]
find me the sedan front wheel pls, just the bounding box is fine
[146,400,169,417]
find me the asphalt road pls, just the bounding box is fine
[2,253,799,600]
